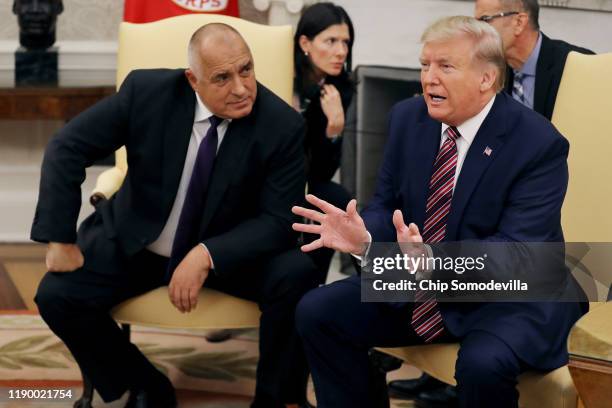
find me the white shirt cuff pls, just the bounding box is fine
[199,243,214,269]
[350,231,372,267]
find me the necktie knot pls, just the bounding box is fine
[208,115,222,129]
[514,71,524,83]
[447,126,461,141]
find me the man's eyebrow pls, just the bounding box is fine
[211,69,229,79]
[432,56,453,64]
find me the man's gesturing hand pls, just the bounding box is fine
[169,245,210,313]
[292,194,369,256]
[46,242,84,272]
[393,210,428,273]
[393,209,423,245]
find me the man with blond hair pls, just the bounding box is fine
[389,3,592,402]
[292,16,585,407]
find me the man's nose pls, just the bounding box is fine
[422,67,439,85]
[231,76,247,96]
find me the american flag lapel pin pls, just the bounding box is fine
[483,146,492,156]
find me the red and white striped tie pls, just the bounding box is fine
[411,126,460,343]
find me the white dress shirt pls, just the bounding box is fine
[440,94,495,191]
[147,93,230,259]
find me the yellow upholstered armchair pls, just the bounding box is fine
[75,15,293,408]
[553,52,612,408]
[379,52,612,408]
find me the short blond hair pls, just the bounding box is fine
[421,16,506,92]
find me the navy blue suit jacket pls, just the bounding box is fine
[361,93,585,370]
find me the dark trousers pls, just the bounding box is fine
[296,276,526,408]
[304,180,352,282]
[35,248,319,406]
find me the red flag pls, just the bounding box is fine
[124,0,240,23]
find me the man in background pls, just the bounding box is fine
[476,0,593,119]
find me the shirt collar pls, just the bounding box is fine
[441,95,496,146]
[194,92,212,122]
[516,31,542,77]
[194,92,232,124]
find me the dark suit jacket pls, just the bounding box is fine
[505,33,594,120]
[31,69,306,278]
[361,93,585,371]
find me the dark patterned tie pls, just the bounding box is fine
[512,72,527,106]
[166,115,222,279]
[411,126,460,342]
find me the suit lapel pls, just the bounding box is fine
[445,95,507,241]
[198,115,252,235]
[162,76,196,211]
[504,65,513,95]
[534,34,555,115]
[410,118,441,231]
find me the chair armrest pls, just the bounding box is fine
[89,166,126,206]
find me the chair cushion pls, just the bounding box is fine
[111,287,260,329]
[569,302,612,361]
[378,344,577,408]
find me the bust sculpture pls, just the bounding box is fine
[13,0,64,49]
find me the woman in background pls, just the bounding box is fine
[294,2,355,282]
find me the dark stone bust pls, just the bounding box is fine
[13,0,64,49]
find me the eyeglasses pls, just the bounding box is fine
[477,11,519,22]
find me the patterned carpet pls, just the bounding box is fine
[0,313,258,396]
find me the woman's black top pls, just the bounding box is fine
[298,75,354,184]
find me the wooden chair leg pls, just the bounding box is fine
[74,368,94,408]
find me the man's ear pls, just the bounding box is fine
[185,68,197,90]
[480,66,497,92]
[514,12,529,36]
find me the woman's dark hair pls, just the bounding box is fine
[294,2,354,97]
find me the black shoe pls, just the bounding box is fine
[250,394,285,408]
[388,373,446,399]
[125,381,177,408]
[415,384,458,408]
[204,329,234,343]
